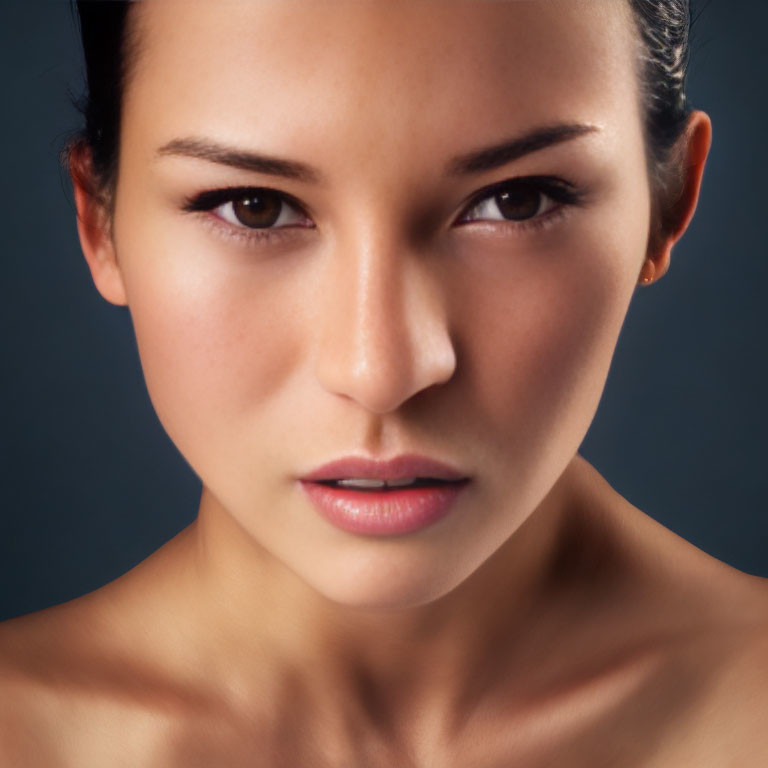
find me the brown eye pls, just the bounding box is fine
[494,185,543,220]
[461,180,562,225]
[211,189,309,230]
[231,192,283,228]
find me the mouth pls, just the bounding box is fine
[316,477,466,491]
[299,454,470,536]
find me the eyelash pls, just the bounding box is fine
[182,187,312,246]
[181,176,585,246]
[457,176,584,234]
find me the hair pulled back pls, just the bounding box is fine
[68,0,696,238]
[629,0,695,243]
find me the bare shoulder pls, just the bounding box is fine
[0,601,91,766]
[0,578,200,766]
[0,561,257,767]
[638,616,768,766]
[574,456,768,763]
[697,610,768,728]
[574,454,768,625]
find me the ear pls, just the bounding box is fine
[646,110,712,280]
[69,142,128,306]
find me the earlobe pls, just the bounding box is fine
[69,144,128,307]
[643,110,713,284]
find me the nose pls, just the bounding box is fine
[314,230,457,414]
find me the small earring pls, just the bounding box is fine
[639,259,656,285]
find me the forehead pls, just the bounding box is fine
[124,0,639,173]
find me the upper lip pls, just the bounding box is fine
[300,454,469,482]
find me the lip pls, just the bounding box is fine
[299,454,470,536]
[299,453,468,483]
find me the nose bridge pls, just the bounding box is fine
[314,222,456,414]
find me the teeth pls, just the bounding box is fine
[385,477,418,487]
[337,478,386,489]
[335,477,418,489]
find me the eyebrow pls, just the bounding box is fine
[155,122,599,183]
[445,123,599,176]
[156,138,324,184]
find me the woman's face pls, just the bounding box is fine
[106,0,651,608]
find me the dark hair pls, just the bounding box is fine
[628,0,696,246]
[68,0,696,235]
[67,0,133,210]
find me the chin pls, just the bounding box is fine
[295,545,478,613]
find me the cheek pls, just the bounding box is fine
[451,218,644,471]
[115,222,311,473]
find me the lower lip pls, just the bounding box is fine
[300,481,469,536]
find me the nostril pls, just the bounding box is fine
[313,252,456,411]
[315,328,457,414]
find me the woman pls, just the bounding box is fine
[2,0,767,765]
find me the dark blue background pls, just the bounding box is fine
[1,1,765,621]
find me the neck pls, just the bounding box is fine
[172,457,592,751]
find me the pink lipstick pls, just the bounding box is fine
[299,454,470,536]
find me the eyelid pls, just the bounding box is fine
[181,185,316,248]
[456,175,581,223]
[182,186,315,225]
[181,176,583,248]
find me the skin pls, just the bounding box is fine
[2,0,768,765]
